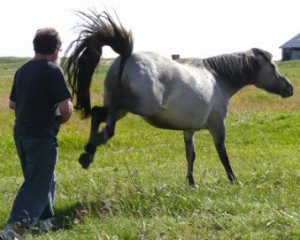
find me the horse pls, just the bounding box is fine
[63,10,293,186]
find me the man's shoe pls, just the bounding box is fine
[48,224,62,231]
[0,232,19,240]
[40,224,62,233]
[39,219,62,233]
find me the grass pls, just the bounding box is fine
[0,58,300,239]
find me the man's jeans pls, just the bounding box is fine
[7,136,58,227]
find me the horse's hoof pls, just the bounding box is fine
[79,152,94,169]
[187,177,195,187]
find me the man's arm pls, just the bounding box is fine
[57,99,73,124]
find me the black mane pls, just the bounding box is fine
[184,48,272,88]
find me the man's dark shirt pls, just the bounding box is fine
[9,59,71,138]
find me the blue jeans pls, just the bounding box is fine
[8,136,58,227]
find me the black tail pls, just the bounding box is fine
[62,9,133,117]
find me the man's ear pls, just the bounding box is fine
[49,49,59,63]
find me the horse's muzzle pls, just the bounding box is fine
[281,84,293,98]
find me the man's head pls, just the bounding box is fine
[33,28,61,55]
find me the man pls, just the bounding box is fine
[0,28,73,240]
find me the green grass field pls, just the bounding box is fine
[0,57,300,239]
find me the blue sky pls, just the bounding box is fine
[0,0,299,60]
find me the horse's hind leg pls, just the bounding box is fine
[184,130,196,186]
[79,106,109,169]
[84,106,109,152]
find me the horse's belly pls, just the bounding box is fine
[142,110,208,130]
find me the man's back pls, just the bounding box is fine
[10,59,71,137]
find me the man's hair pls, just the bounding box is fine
[33,28,61,54]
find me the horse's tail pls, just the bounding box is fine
[62,9,133,117]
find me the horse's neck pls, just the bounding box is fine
[180,56,253,97]
[202,55,254,97]
[215,74,253,99]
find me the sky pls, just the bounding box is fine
[0,0,299,61]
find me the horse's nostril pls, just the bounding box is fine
[286,82,294,95]
[281,84,293,98]
[285,86,294,97]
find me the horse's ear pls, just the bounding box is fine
[251,48,273,61]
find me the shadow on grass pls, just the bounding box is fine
[54,202,88,229]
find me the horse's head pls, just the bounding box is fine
[252,48,293,98]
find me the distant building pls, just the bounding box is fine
[279,33,300,61]
[171,54,180,60]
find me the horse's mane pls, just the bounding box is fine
[185,48,272,87]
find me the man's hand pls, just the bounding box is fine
[58,99,73,124]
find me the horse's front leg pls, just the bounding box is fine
[183,130,196,186]
[79,106,108,169]
[209,123,236,183]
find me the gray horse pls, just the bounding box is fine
[63,10,293,185]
